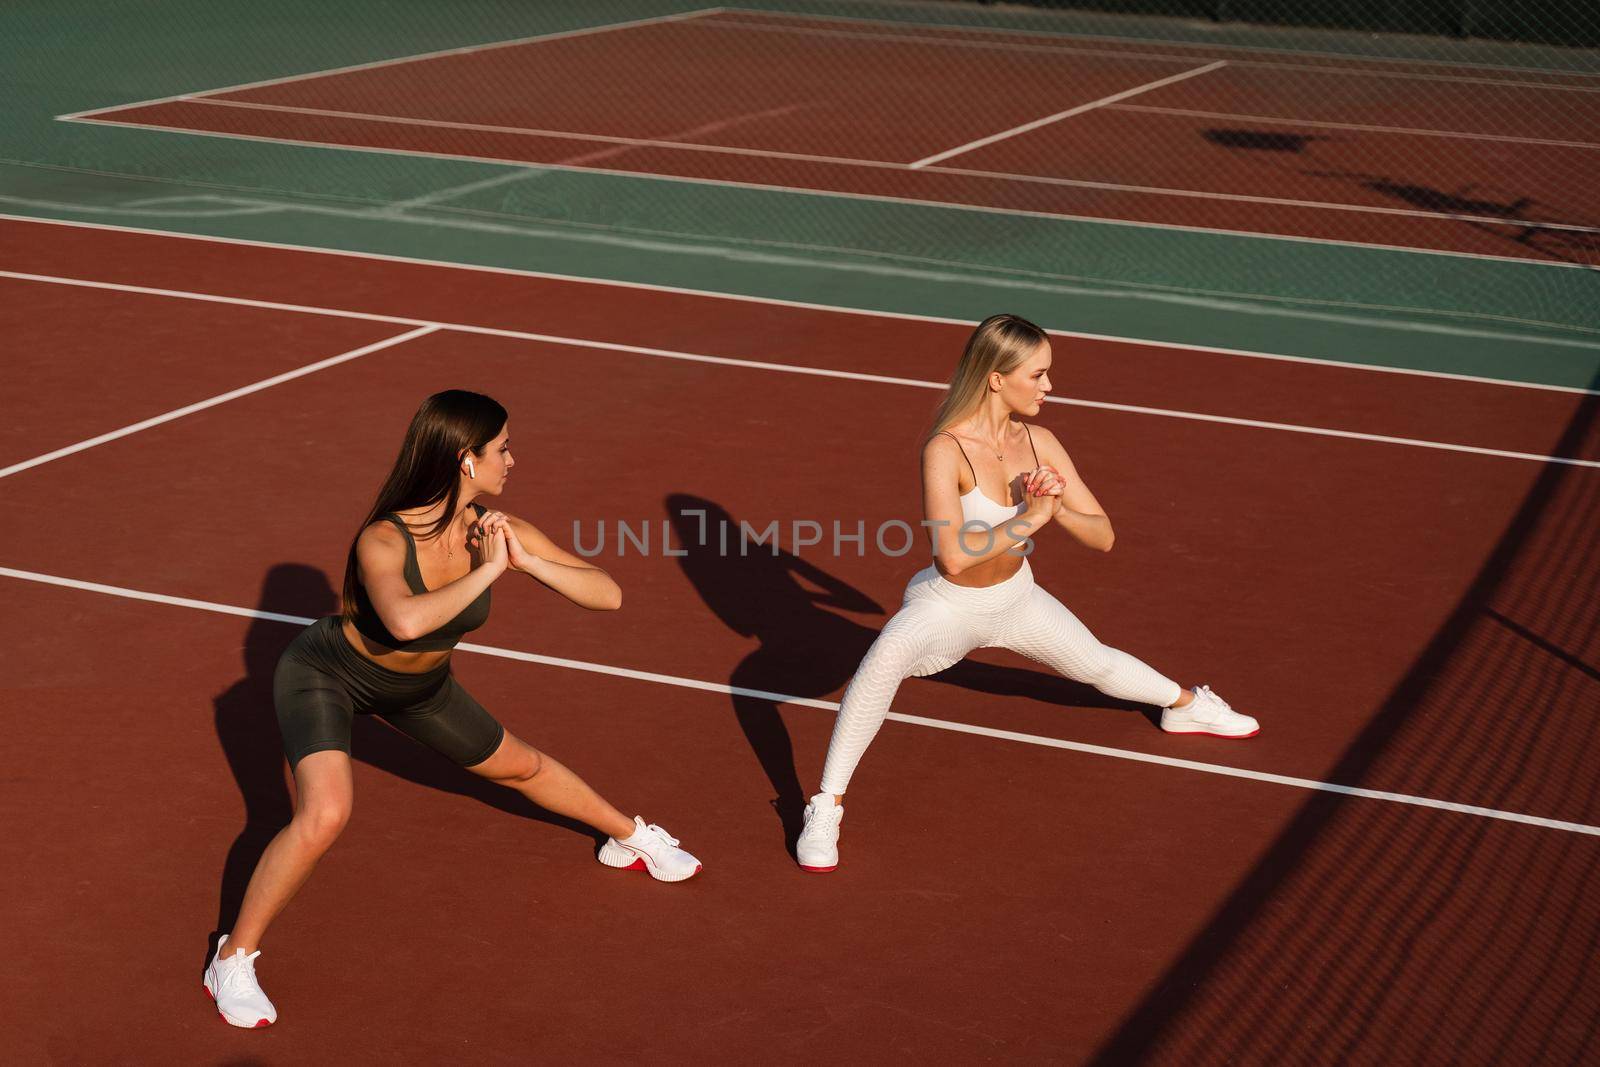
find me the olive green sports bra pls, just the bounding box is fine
[351,504,492,653]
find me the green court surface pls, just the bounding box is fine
[5,0,1599,387]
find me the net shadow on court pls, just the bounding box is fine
[1092,370,1600,1065]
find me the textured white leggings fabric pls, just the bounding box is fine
[819,559,1183,795]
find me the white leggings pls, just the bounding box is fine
[819,559,1183,795]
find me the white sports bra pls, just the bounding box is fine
[939,426,1040,528]
[959,485,1026,526]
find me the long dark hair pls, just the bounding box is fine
[341,390,508,621]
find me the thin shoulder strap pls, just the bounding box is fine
[379,514,426,591]
[937,430,978,483]
[1023,424,1040,466]
[380,513,420,563]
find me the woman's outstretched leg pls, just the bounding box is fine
[1002,584,1258,736]
[468,730,634,838]
[467,730,703,883]
[1002,584,1182,707]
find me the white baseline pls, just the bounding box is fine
[2,268,1595,468]
[1,563,1596,839]
[3,214,1595,394]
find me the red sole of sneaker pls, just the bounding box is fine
[799,865,837,873]
[610,858,701,880]
[206,980,272,1027]
[1162,728,1259,739]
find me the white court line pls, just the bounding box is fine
[709,8,1600,90]
[3,175,1588,348]
[924,160,1600,235]
[56,8,726,121]
[1107,103,1600,151]
[5,214,1597,394]
[99,99,1600,237]
[909,60,1228,168]
[52,116,1596,271]
[388,102,809,210]
[1053,395,1600,466]
[701,15,1213,66]
[65,190,1600,348]
[0,325,436,480]
[3,267,1596,467]
[179,97,862,167]
[3,562,1597,839]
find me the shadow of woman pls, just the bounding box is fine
[208,563,601,969]
[665,496,1150,853]
[666,496,883,850]
[931,658,1154,728]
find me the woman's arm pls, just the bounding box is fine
[496,513,623,611]
[785,552,883,615]
[922,435,1060,576]
[1029,426,1114,552]
[355,520,508,642]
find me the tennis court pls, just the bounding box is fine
[3,2,1598,1062]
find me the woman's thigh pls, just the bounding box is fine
[273,643,357,771]
[381,676,507,769]
[459,729,540,781]
[998,584,1113,677]
[868,594,984,679]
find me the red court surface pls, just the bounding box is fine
[0,279,402,470]
[3,217,1598,1061]
[65,9,1600,264]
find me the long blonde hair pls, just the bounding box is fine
[923,313,1049,445]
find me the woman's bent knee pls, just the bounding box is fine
[866,620,950,680]
[503,746,544,784]
[863,635,919,678]
[473,737,543,785]
[292,802,350,852]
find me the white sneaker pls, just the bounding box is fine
[597,817,702,882]
[796,793,843,873]
[203,935,277,1028]
[1160,685,1260,738]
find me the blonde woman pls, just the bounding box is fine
[797,315,1258,872]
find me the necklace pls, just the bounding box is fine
[445,511,469,559]
[967,421,1006,461]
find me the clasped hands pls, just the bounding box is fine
[1021,465,1065,517]
[465,510,534,573]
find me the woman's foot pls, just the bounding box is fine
[1160,685,1260,738]
[796,793,844,872]
[203,935,277,1028]
[597,817,703,882]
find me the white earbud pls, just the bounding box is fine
[464,456,476,478]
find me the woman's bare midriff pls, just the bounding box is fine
[936,548,1028,589]
[340,617,452,674]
